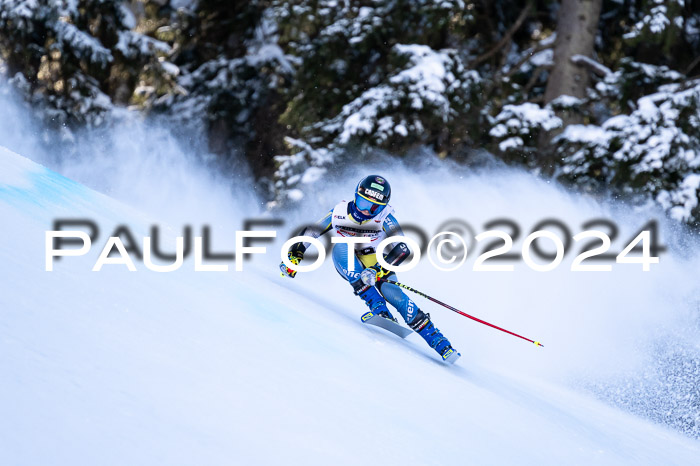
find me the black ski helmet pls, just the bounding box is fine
[353,175,391,218]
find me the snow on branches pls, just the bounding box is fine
[489,102,562,157]
[328,44,480,146]
[274,43,480,203]
[0,0,170,129]
[556,79,700,223]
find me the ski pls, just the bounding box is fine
[361,311,461,364]
[361,311,413,339]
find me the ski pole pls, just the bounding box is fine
[382,279,544,348]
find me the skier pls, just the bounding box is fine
[280,175,460,362]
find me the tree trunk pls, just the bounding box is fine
[544,0,602,108]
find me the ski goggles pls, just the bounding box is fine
[355,194,386,216]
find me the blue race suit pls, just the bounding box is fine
[290,201,419,325]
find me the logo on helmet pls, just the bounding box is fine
[363,189,384,201]
[375,177,385,184]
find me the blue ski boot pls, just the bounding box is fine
[355,282,397,322]
[409,310,460,362]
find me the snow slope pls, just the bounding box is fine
[1,145,699,465]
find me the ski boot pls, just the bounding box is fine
[355,282,397,322]
[409,310,460,363]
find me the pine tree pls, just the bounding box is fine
[156,0,293,183]
[2,1,699,227]
[271,0,481,204]
[0,0,171,131]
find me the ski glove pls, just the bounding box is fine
[280,251,303,278]
[360,263,390,287]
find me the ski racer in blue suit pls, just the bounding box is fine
[280,175,459,361]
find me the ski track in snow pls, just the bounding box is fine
[1,146,699,465]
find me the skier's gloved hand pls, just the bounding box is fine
[280,251,303,278]
[360,263,390,287]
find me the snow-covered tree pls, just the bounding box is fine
[556,78,700,225]
[271,0,481,203]
[0,0,171,130]
[488,101,562,165]
[1,0,699,228]
[157,0,293,182]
